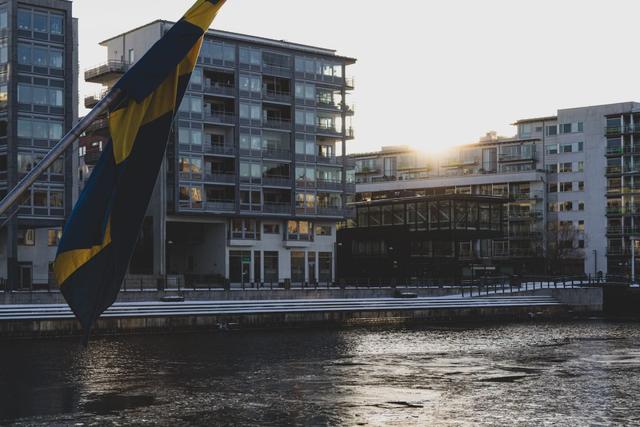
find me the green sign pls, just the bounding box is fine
[242,256,251,264]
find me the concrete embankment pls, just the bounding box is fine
[0,288,603,339]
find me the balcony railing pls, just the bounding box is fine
[262,117,292,130]
[204,82,235,96]
[261,148,291,160]
[499,153,536,162]
[605,125,640,136]
[263,202,291,214]
[85,60,130,82]
[317,207,347,217]
[203,111,235,124]
[262,88,292,103]
[262,176,291,187]
[203,144,237,156]
[179,200,236,213]
[204,172,235,184]
[316,179,343,191]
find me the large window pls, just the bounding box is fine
[319,252,332,283]
[287,220,312,241]
[17,118,63,140]
[291,251,305,283]
[231,219,259,240]
[17,84,63,108]
[264,251,279,283]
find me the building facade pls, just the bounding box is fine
[82,21,355,285]
[345,102,640,279]
[0,0,77,289]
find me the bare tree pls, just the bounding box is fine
[545,221,585,274]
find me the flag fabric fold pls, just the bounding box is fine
[53,0,227,336]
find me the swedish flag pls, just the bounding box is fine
[54,0,227,336]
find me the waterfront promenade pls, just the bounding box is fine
[0,283,603,338]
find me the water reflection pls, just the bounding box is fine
[1,321,639,425]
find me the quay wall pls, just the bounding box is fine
[0,304,568,339]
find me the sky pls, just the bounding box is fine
[73,0,640,154]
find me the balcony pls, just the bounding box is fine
[179,200,236,213]
[316,179,343,191]
[316,155,343,166]
[607,247,626,256]
[203,111,235,125]
[316,124,342,137]
[83,150,102,166]
[606,146,623,156]
[499,153,536,163]
[85,117,109,134]
[345,77,355,90]
[262,117,292,130]
[606,207,623,216]
[262,176,292,187]
[262,89,292,104]
[317,207,347,217]
[203,144,237,156]
[85,61,130,83]
[263,202,291,214]
[606,166,623,175]
[204,172,235,184]
[84,89,109,109]
[204,82,235,97]
[261,148,291,161]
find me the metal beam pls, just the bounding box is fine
[0,89,121,218]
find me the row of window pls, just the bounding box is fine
[17,83,64,107]
[16,153,64,174]
[546,142,584,155]
[18,118,64,140]
[19,188,64,208]
[16,8,64,35]
[546,161,585,174]
[548,181,585,193]
[229,250,333,283]
[17,43,64,69]
[548,201,586,212]
[17,228,61,246]
[230,219,332,240]
[545,122,584,136]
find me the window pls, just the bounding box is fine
[17,9,31,30]
[33,13,48,33]
[287,220,313,241]
[578,181,584,191]
[548,183,558,193]
[0,9,7,30]
[578,202,585,211]
[48,229,61,246]
[264,251,279,282]
[315,225,332,236]
[263,223,281,234]
[50,15,63,35]
[560,182,573,192]
[319,252,332,283]
[18,229,35,246]
[291,251,305,283]
[578,220,585,232]
[231,219,260,240]
[560,123,572,134]
[546,144,559,155]
[546,125,558,136]
[128,49,135,64]
[547,164,558,174]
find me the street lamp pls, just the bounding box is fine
[631,236,639,285]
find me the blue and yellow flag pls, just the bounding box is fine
[54,0,227,336]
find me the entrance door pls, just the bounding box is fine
[18,263,32,290]
[308,252,316,284]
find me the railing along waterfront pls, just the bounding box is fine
[1,274,625,295]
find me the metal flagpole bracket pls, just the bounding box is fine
[0,88,122,218]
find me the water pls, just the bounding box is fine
[1,320,640,426]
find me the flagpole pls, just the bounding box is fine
[0,88,122,218]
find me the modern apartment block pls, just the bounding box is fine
[0,0,77,289]
[82,21,355,285]
[343,102,640,279]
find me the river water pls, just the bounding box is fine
[1,320,639,426]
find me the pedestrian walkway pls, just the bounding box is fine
[0,295,562,321]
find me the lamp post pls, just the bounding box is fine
[631,237,639,285]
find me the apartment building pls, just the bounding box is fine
[344,102,640,279]
[82,21,355,285]
[0,0,77,289]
